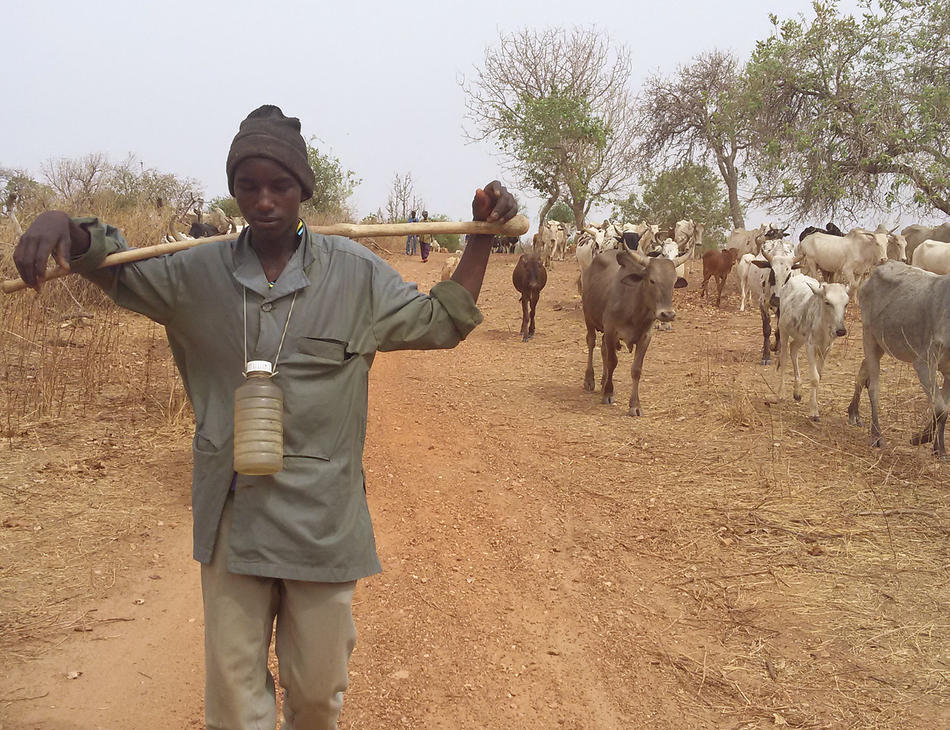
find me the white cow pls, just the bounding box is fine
[673,220,705,258]
[874,224,907,262]
[440,255,459,281]
[912,239,950,275]
[737,239,796,312]
[776,276,850,421]
[796,228,889,290]
[533,220,566,269]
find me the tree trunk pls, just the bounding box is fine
[715,152,745,229]
[537,192,559,226]
[571,201,586,231]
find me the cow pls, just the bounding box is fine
[796,228,888,290]
[726,223,786,258]
[737,239,796,312]
[776,276,850,421]
[189,222,220,238]
[700,248,739,307]
[746,243,802,365]
[674,220,705,258]
[799,221,844,242]
[492,235,519,253]
[911,239,950,275]
[533,221,567,268]
[512,254,547,342]
[581,247,690,416]
[648,238,689,331]
[440,255,459,281]
[847,262,950,456]
[902,222,950,262]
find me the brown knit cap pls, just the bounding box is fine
[226,105,315,201]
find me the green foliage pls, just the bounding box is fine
[428,213,461,252]
[613,162,731,245]
[746,0,950,216]
[304,139,360,217]
[547,200,575,224]
[208,196,241,218]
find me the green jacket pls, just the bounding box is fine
[71,220,482,581]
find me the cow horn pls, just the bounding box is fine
[888,224,899,235]
[672,251,691,268]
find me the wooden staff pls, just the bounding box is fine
[2,215,530,294]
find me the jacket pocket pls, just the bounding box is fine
[297,337,347,364]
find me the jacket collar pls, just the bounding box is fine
[231,224,315,301]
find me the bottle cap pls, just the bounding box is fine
[245,360,274,375]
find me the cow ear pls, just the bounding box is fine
[792,263,802,269]
[751,260,770,268]
[674,277,688,289]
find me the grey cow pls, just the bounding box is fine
[581,247,688,416]
[901,222,950,263]
[847,262,950,457]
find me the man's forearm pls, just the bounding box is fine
[451,235,492,304]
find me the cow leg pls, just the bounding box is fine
[628,332,653,417]
[716,274,726,308]
[700,274,709,299]
[759,303,772,366]
[806,343,821,421]
[910,359,945,452]
[739,276,747,312]
[848,358,870,426]
[866,347,884,448]
[527,290,539,338]
[934,373,950,457]
[771,303,781,352]
[583,326,597,392]
[519,294,530,342]
[601,333,618,405]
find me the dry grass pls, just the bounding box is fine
[1,210,192,656]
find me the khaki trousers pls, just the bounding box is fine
[201,496,357,730]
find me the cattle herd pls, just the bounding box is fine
[507,217,950,458]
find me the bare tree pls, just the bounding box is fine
[639,50,751,229]
[385,172,423,222]
[41,152,112,208]
[462,27,639,228]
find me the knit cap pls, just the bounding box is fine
[226,105,315,201]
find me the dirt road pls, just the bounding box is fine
[3,248,949,728]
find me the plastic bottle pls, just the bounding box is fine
[233,360,284,476]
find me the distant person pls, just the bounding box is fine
[405,209,418,256]
[13,104,517,730]
[419,210,433,263]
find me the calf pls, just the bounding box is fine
[776,276,850,421]
[700,248,738,307]
[848,262,950,456]
[581,247,689,415]
[512,254,547,342]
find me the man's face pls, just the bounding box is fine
[233,157,303,240]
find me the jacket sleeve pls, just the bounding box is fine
[369,258,483,352]
[68,218,182,326]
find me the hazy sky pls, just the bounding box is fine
[4,0,854,228]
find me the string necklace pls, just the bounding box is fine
[243,287,297,376]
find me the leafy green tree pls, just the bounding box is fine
[746,0,950,217]
[547,200,575,224]
[305,139,360,217]
[462,27,639,228]
[613,162,731,246]
[638,50,753,228]
[208,196,241,218]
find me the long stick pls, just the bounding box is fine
[2,215,531,295]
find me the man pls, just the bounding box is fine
[13,105,517,730]
[405,209,418,256]
[419,209,433,262]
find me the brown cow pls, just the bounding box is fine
[700,248,739,307]
[582,247,689,415]
[512,254,547,342]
